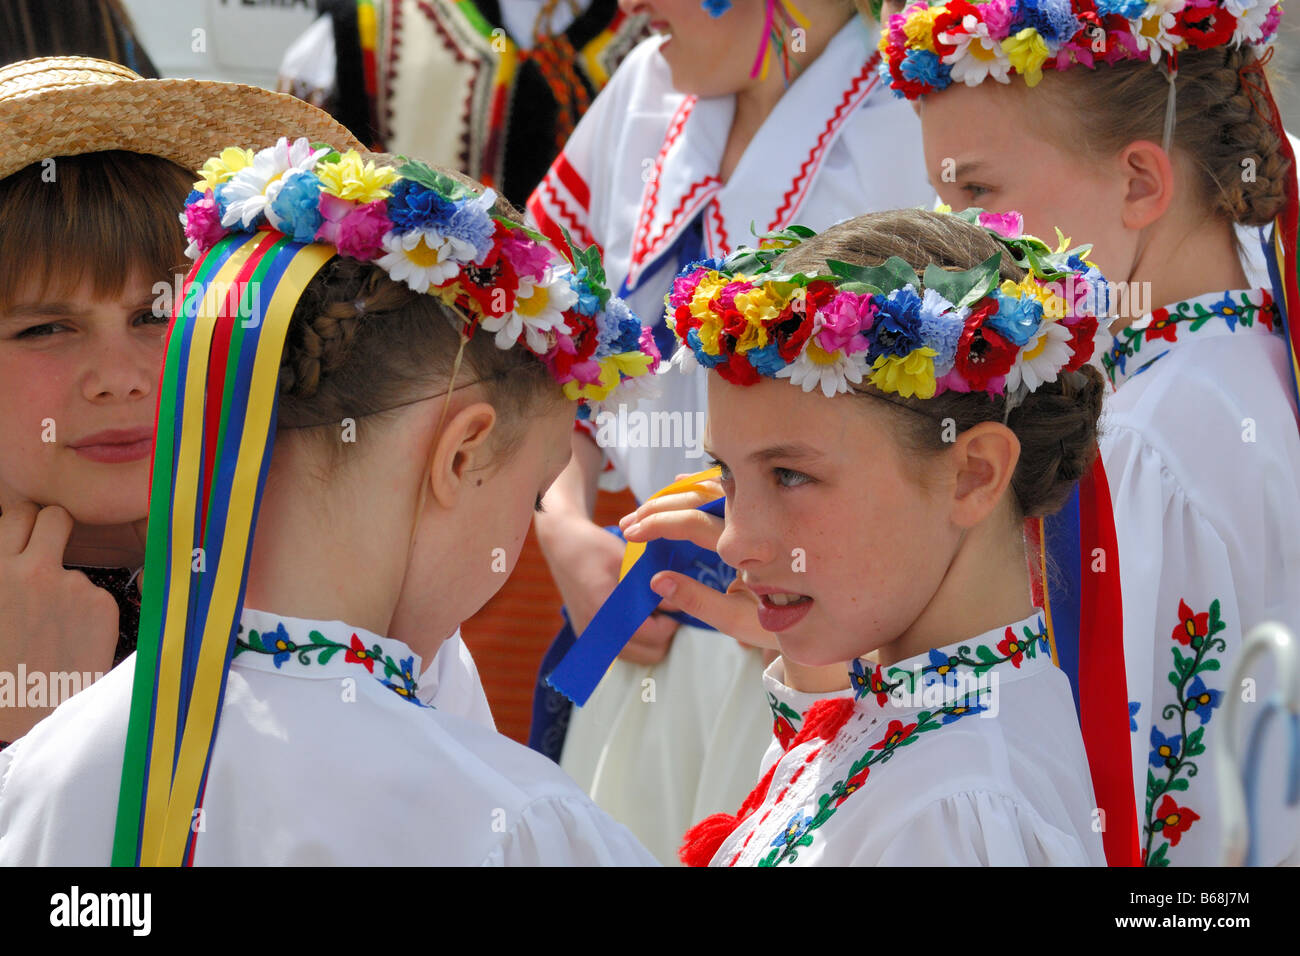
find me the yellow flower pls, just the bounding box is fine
[869,347,938,399]
[606,350,656,379]
[193,147,254,192]
[1001,27,1049,87]
[903,8,938,53]
[934,200,953,215]
[1004,277,1067,321]
[731,287,778,353]
[563,359,622,403]
[315,150,400,202]
[688,273,727,323]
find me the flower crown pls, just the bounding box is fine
[183,138,660,407]
[665,208,1110,400]
[881,0,1283,98]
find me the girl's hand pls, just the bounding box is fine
[620,479,779,651]
[0,498,119,742]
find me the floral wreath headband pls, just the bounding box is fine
[880,0,1283,98]
[665,207,1110,401]
[183,138,661,411]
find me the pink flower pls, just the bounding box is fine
[814,292,876,354]
[1261,3,1281,39]
[978,0,1016,34]
[887,11,908,48]
[716,280,754,311]
[184,191,226,255]
[316,194,392,260]
[977,210,1023,239]
[638,326,662,372]
[669,270,706,309]
[501,234,551,282]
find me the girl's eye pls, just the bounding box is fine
[962,183,991,201]
[534,493,546,513]
[775,467,812,488]
[708,457,733,485]
[14,322,67,339]
[133,308,170,327]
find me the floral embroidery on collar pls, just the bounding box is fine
[751,617,1049,866]
[234,619,431,708]
[1102,288,1279,388]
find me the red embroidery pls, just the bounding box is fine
[767,53,881,231]
[528,174,599,256]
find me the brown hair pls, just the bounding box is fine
[275,156,565,462]
[1030,44,1290,228]
[0,151,193,313]
[775,208,1105,518]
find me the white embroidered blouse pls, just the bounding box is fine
[0,609,657,866]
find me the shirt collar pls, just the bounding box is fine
[1102,287,1280,389]
[626,18,884,287]
[233,608,431,707]
[845,610,1051,717]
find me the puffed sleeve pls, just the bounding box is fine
[871,791,1100,866]
[481,796,660,867]
[1102,426,1293,866]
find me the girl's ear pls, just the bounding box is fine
[1117,139,1176,231]
[949,421,1020,529]
[428,401,498,509]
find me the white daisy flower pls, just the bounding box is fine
[219,137,329,228]
[1132,0,1186,65]
[775,343,870,398]
[479,269,577,351]
[941,16,1013,86]
[376,229,477,294]
[669,344,700,374]
[1226,0,1272,42]
[1005,319,1073,393]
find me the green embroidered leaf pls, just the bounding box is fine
[1196,658,1220,673]
[1147,843,1170,867]
[1146,770,1162,799]
[247,630,265,652]
[317,645,342,665]
[1185,726,1206,757]
[827,256,917,295]
[1171,646,1192,678]
[975,644,999,663]
[1168,670,1182,689]
[777,700,802,721]
[1166,776,1189,792]
[922,252,1002,308]
[1208,599,1226,636]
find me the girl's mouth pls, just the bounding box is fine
[756,591,813,632]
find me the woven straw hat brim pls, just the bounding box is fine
[0,57,365,181]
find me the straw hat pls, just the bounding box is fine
[0,56,366,181]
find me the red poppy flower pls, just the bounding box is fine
[953,301,1017,392]
[1171,4,1236,49]
[870,719,918,751]
[836,766,870,806]
[773,303,815,361]
[1061,314,1099,372]
[868,664,893,707]
[1143,308,1177,343]
[997,626,1027,667]
[346,634,376,673]
[930,0,982,57]
[1154,794,1200,846]
[1172,599,1209,645]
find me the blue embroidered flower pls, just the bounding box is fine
[1129,700,1141,732]
[387,179,457,232]
[264,622,295,668]
[567,268,601,317]
[1184,676,1222,724]
[923,647,963,690]
[1149,726,1182,768]
[1208,291,1242,330]
[745,342,786,376]
[1107,339,1128,376]
[701,0,731,17]
[867,287,923,362]
[987,289,1044,346]
[899,49,952,89]
[939,693,987,723]
[269,171,323,243]
[772,811,813,847]
[850,659,872,699]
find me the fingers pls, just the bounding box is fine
[622,507,724,551]
[24,505,75,565]
[650,570,779,649]
[618,482,724,532]
[0,499,40,556]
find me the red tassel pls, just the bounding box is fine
[679,697,857,865]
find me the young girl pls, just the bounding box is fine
[0,56,374,749]
[525,0,935,863]
[623,207,1110,865]
[0,136,662,865]
[882,0,1300,865]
